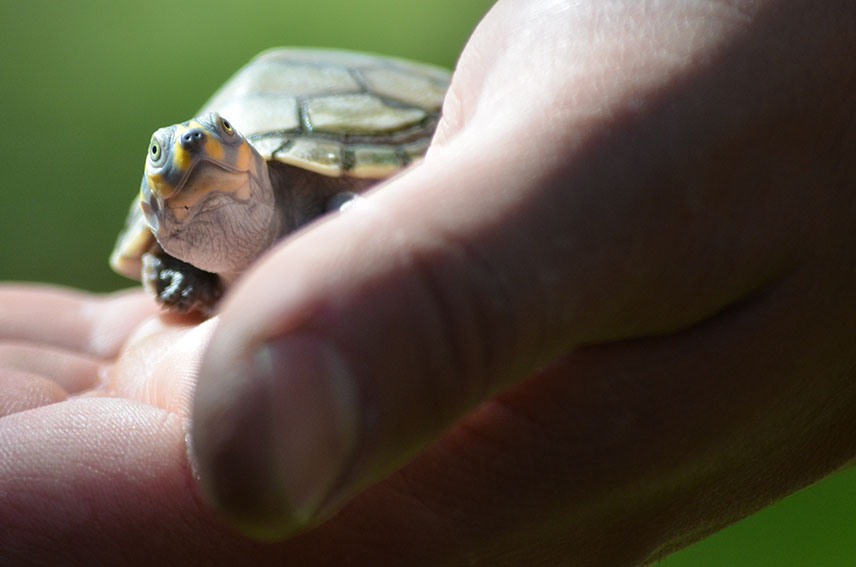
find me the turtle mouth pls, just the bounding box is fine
[164,159,256,223]
[174,156,248,193]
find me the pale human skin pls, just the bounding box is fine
[2,0,856,564]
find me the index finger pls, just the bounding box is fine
[0,284,157,358]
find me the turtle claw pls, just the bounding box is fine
[141,253,222,315]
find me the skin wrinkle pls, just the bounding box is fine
[407,219,521,408]
[0,341,101,393]
[163,194,275,275]
[0,370,69,417]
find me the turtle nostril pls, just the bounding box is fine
[180,128,206,149]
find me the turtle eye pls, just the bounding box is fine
[149,139,163,163]
[220,117,234,135]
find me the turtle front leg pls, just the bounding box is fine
[141,251,222,315]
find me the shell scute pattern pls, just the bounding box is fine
[200,48,449,178]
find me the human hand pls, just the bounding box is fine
[4,0,856,564]
[192,0,856,562]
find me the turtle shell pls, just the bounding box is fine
[200,48,450,179]
[111,48,449,282]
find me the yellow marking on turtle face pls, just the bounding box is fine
[204,136,226,161]
[145,171,175,198]
[234,142,253,172]
[172,123,193,172]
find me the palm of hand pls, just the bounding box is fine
[0,286,224,563]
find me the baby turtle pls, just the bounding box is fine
[110,47,449,314]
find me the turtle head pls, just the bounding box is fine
[139,112,278,275]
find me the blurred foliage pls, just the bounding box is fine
[0,1,853,564]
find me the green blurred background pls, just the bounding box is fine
[1,1,853,564]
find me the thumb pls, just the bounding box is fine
[189,124,562,539]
